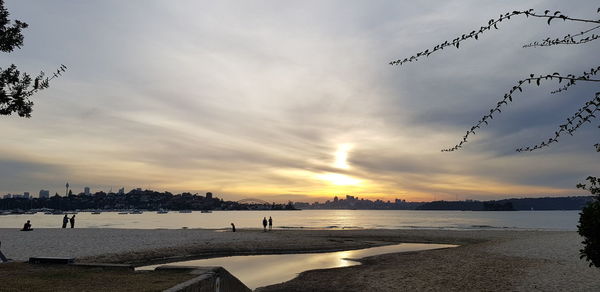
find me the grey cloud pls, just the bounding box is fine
[0,0,598,199]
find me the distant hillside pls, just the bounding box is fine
[416,196,593,211]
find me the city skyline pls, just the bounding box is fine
[1,0,598,202]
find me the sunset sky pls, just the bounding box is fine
[1,0,598,202]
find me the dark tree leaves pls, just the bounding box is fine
[0,0,65,117]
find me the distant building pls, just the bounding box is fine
[346,195,355,201]
[39,190,50,199]
[3,194,11,199]
[23,192,30,199]
[13,194,23,198]
[206,192,213,199]
[118,187,125,195]
[84,187,91,196]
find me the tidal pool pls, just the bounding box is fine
[138,243,457,290]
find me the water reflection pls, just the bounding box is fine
[138,243,456,290]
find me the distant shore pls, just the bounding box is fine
[1,228,599,291]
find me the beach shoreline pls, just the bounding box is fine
[1,228,599,291]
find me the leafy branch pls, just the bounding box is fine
[577,176,600,196]
[551,66,600,94]
[523,25,600,48]
[0,0,66,117]
[390,9,600,66]
[441,69,600,152]
[516,92,600,152]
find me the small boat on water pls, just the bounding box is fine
[91,211,101,215]
[117,211,129,215]
[130,210,143,214]
[200,210,212,213]
[157,209,168,214]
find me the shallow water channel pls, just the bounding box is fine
[137,243,457,290]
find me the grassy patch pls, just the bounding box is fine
[0,262,194,292]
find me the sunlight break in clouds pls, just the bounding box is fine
[316,143,361,186]
[334,144,353,170]
[316,173,362,186]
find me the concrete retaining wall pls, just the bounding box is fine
[158,266,251,292]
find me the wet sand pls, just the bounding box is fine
[1,228,599,291]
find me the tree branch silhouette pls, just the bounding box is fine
[516,92,600,152]
[550,66,600,94]
[440,70,600,152]
[391,6,600,268]
[390,9,600,66]
[0,0,66,117]
[523,24,600,48]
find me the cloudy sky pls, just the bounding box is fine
[1,0,598,202]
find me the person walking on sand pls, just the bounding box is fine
[69,215,75,228]
[62,214,68,228]
[231,223,236,232]
[268,216,273,231]
[262,217,267,232]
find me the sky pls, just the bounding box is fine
[1,0,599,202]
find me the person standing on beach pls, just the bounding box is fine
[268,216,273,231]
[262,217,267,232]
[231,223,236,232]
[62,214,68,228]
[69,215,75,228]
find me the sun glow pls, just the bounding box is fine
[317,173,361,186]
[334,144,352,169]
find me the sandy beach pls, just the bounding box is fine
[1,228,599,291]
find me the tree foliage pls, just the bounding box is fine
[0,0,65,118]
[392,7,600,267]
[577,176,600,267]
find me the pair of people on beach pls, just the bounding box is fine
[62,214,75,228]
[262,216,273,231]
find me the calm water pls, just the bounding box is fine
[137,243,457,289]
[0,210,580,230]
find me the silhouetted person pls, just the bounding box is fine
[62,214,68,228]
[268,216,273,230]
[262,217,267,232]
[21,220,33,231]
[70,215,75,228]
[231,223,236,232]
